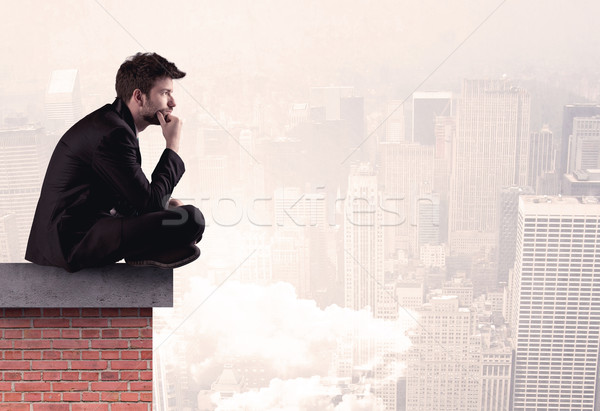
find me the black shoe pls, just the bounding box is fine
[125,245,200,269]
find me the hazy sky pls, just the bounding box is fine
[3,0,600,102]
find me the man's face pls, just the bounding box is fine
[140,77,176,125]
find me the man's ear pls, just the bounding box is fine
[131,89,144,107]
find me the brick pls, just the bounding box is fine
[35,404,69,410]
[60,372,80,381]
[120,329,139,338]
[3,308,24,317]
[14,382,51,391]
[120,392,139,401]
[42,372,61,381]
[0,319,30,328]
[119,308,139,316]
[4,351,23,360]
[15,340,52,350]
[91,340,128,349]
[101,392,119,401]
[52,382,89,391]
[0,382,12,390]
[4,371,23,380]
[0,361,30,370]
[32,361,69,370]
[4,392,22,401]
[130,381,152,391]
[72,319,109,328]
[139,308,152,317]
[42,329,61,339]
[53,340,89,349]
[120,371,139,381]
[61,329,80,339]
[43,351,61,360]
[81,329,100,339]
[61,308,81,317]
[140,371,152,381]
[91,381,128,391]
[81,308,100,317]
[100,308,120,317]
[111,318,148,328]
[33,319,70,328]
[140,350,152,360]
[140,329,152,338]
[101,329,120,338]
[24,392,43,402]
[82,351,100,360]
[100,351,120,360]
[62,351,81,360]
[81,392,100,402]
[71,361,108,370]
[112,404,150,411]
[23,308,42,317]
[42,392,63,402]
[80,372,100,381]
[0,404,28,411]
[131,340,152,349]
[73,405,108,411]
[62,392,81,402]
[0,341,12,349]
[4,330,23,339]
[121,351,139,360]
[111,360,147,370]
[140,392,152,402]
[23,371,42,380]
[41,308,61,317]
[100,372,119,380]
[24,329,42,339]
[23,351,42,360]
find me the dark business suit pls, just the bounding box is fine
[25,98,204,272]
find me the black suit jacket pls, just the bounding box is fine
[25,98,185,271]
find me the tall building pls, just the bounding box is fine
[385,100,405,142]
[44,69,83,134]
[563,169,600,196]
[380,142,435,256]
[412,91,453,145]
[560,104,600,176]
[0,126,51,260]
[528,125,556,194]
[406,296,482,411]
[344,163,384,312]
[497,186,534,284]
[567,116,600,173]
[509,195,600,410]
[449,79,530,254]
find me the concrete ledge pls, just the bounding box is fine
[0,263,173,307]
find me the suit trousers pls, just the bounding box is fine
[69,205,205,269]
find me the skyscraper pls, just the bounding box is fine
[560,104,600,176]
[44,69,83,134]
[344,163,384,312]
[567,116,600,173]
[0,126,50,260]
[412,91,453,145]
[509,195,600,410]
[528,125,556,194]
[449,79,530,254]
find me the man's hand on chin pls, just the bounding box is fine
[168,198,184,209]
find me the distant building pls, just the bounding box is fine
[567,116,600,173]
[528,125,556,193]
[44,69,83,134]
[412,91,453,145]
[563,169,600,196]
[449,79,530,255]
[560,104,600,176]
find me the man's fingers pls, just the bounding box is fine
[157,111,166,125]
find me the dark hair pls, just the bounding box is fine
[115,52,186,101]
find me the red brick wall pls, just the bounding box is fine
[0,308,152,411]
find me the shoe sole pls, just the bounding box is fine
[126,247,200,269]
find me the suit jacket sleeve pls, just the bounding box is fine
[92,127,185,215]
